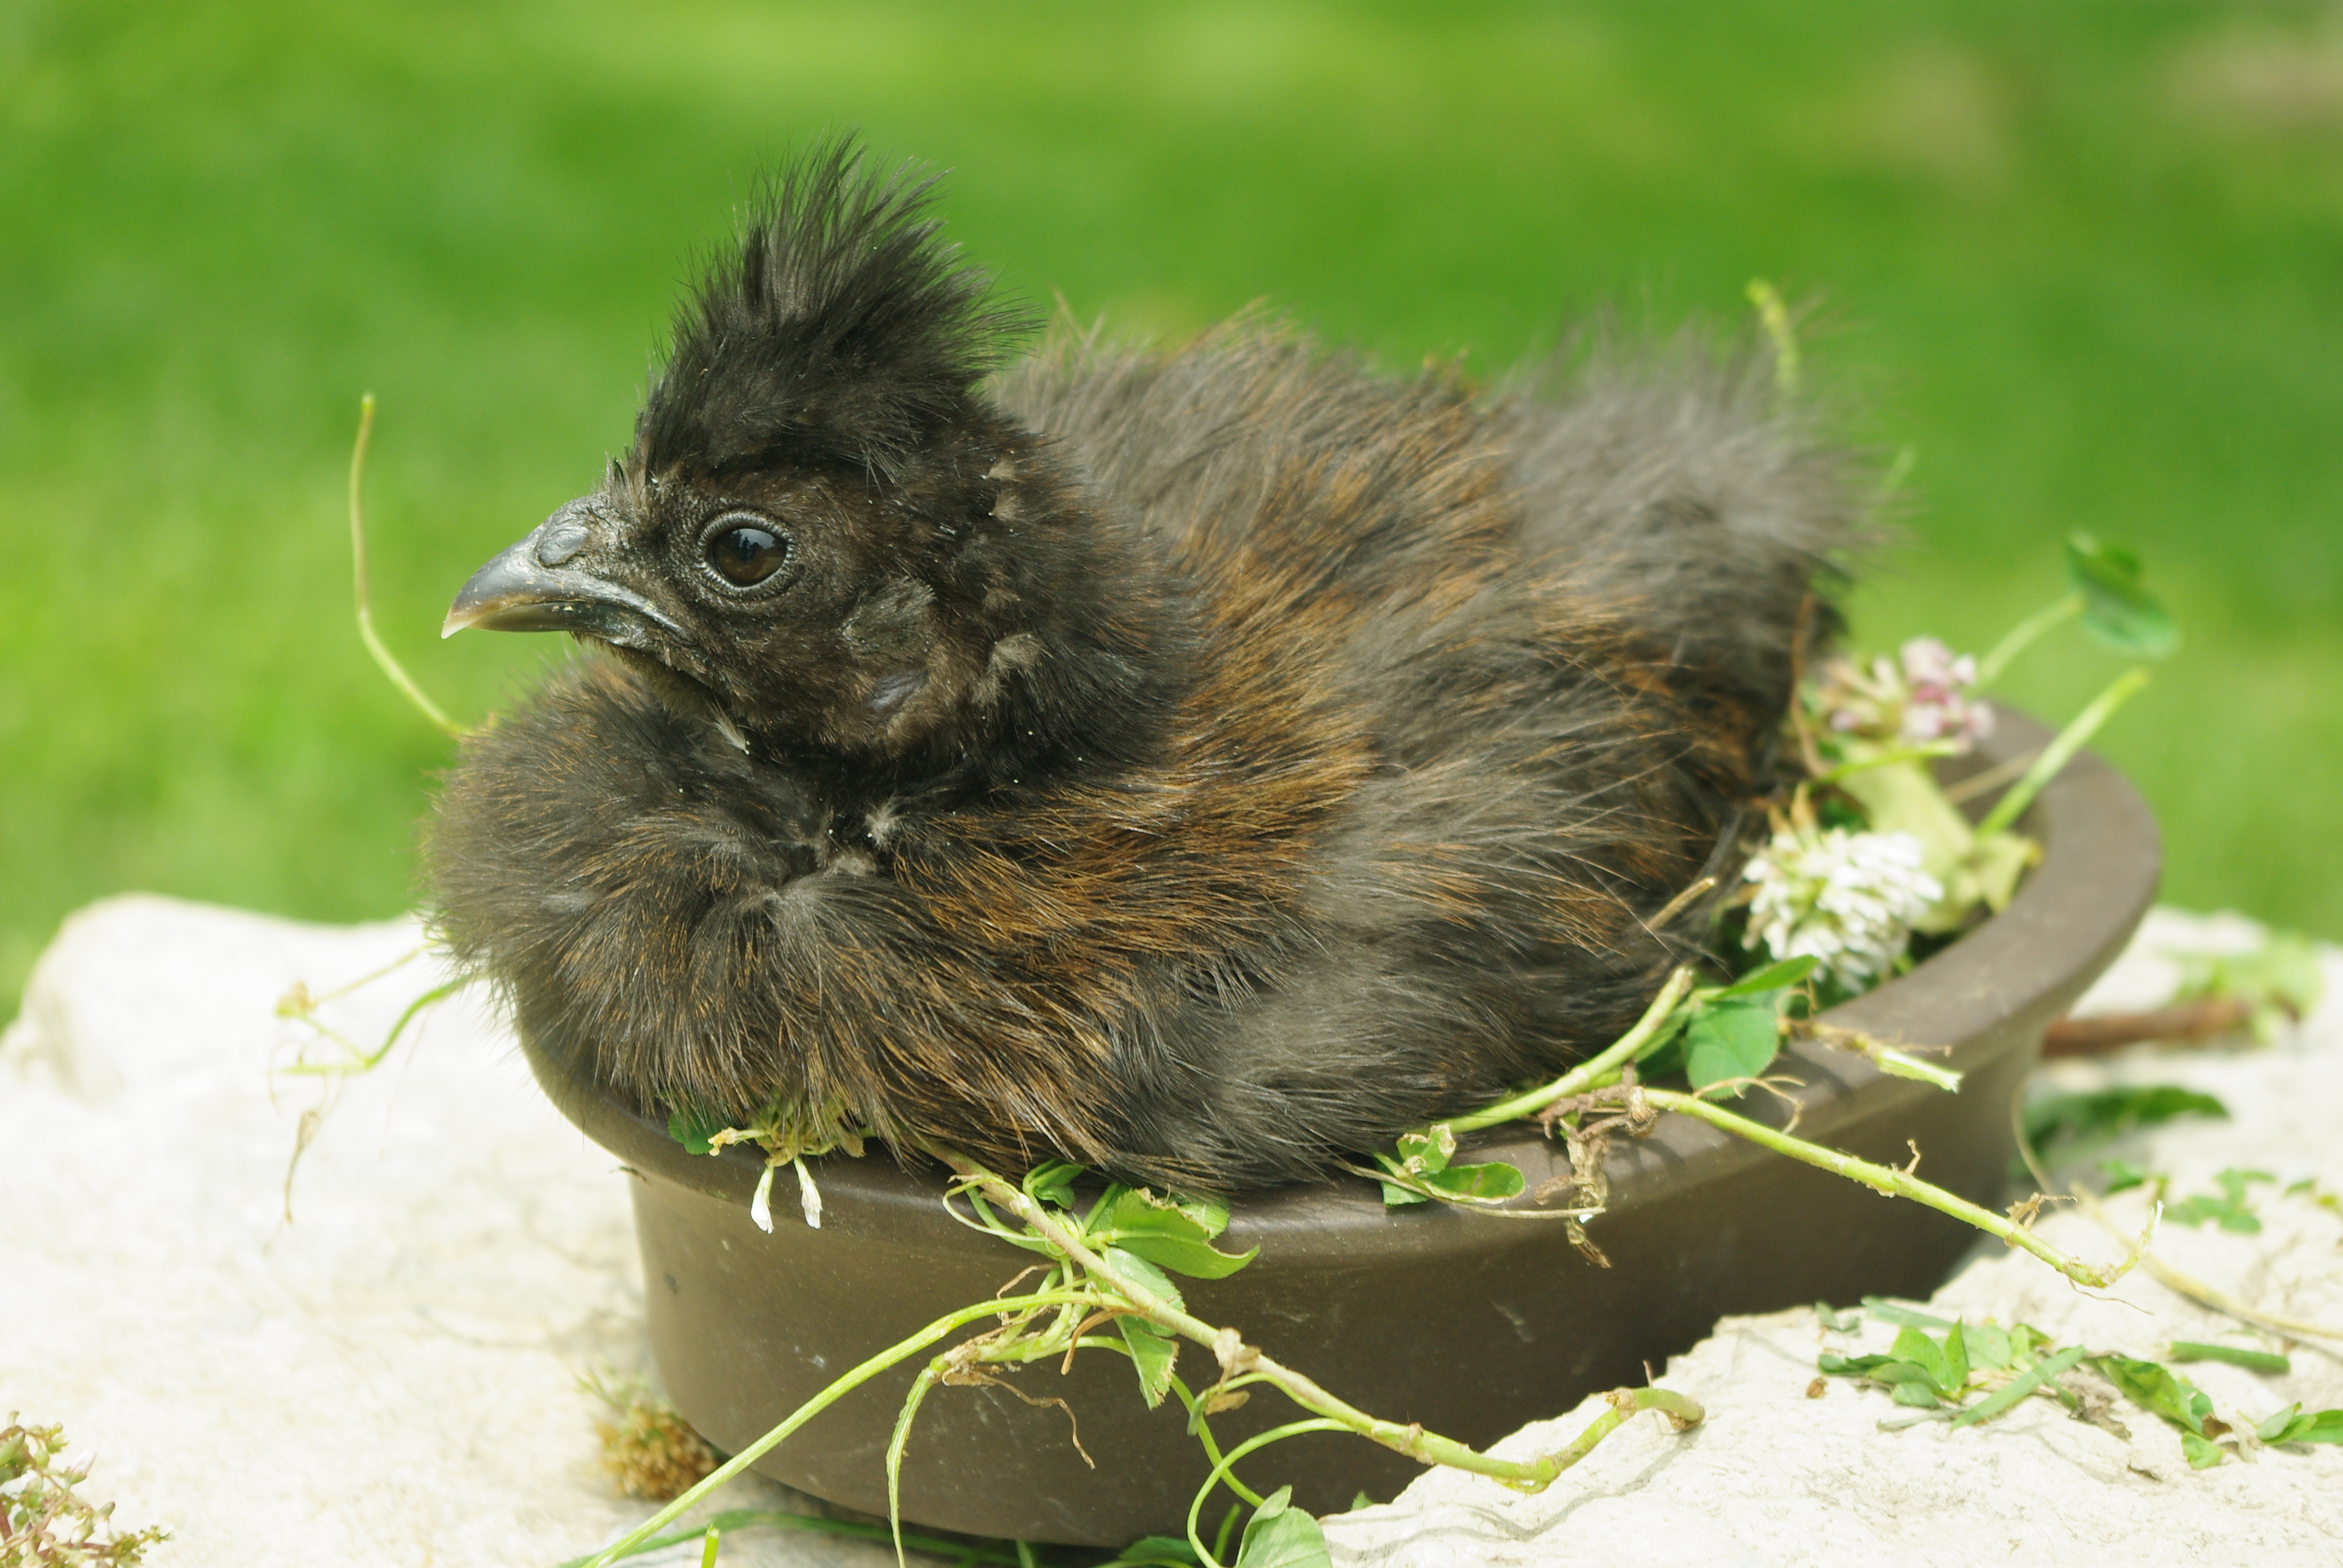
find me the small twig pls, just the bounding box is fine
[2040,998,2257,1057]
[1647,875,1720,933]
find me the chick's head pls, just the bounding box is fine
[444,141,1072,765]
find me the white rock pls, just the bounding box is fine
[0,895,922,1568]
[1326,909,2343,1568]
[8,897,2339,1567]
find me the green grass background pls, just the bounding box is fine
[5,2,2340,1009]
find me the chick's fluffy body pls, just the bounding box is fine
[430,154,1859,1191]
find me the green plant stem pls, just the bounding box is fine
[1184,1420,1349,1567]
[929,1144,1705,1493]
[1746,278,1798,393]
[292,943,428,1009]
[1445,965,1697,1134]
[1976,591,2083,686]
[1814,742,1961,788]
[1799,1022,1964,1093]
[577,1289,1096,1568]
[349,393,466,739]
[2076,1186,2343,1341]
[2009,1111,2343,1345]
[1640,1088,2149,1288]
[1161,1369,1268,1509]
[280,976,468,1075]
[1974,666,2150,838]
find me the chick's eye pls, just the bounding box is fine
[706,520,790,587]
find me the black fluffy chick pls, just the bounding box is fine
[428,142,1861,1192]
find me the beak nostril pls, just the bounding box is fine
[536,517,591,569]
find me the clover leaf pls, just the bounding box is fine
[2066,532,2177,659]
[666,1107,723,1157]
[1090,1189,1259,1279]
[1685,998,1782,1092]
[1118,1317,1179,1409]
[1234,1487,1332,1568]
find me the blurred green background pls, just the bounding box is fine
[5,2,2340,1010]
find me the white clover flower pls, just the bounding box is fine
[1810,638,1992,755]
[1744,826,1943,991]
[1895,637,1993,750]
[1815,653,1897,736]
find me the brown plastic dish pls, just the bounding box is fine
[522,710,2158,1546]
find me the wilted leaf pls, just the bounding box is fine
[2180,1432,2226,1469]
[1118,1318,1178,1409]
[2091,1354,2215,1437]
[1685,999,1781,1091]
[2067,532,2178,659]
[1395,1125,1457,1176]
[1235,1487,1332,1568]
[1964,1322,2013,1373]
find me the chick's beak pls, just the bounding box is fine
[442,509,684,645]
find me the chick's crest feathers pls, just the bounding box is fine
[633,138,1037,482]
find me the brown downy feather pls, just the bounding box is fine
[427,140,1865,1191]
